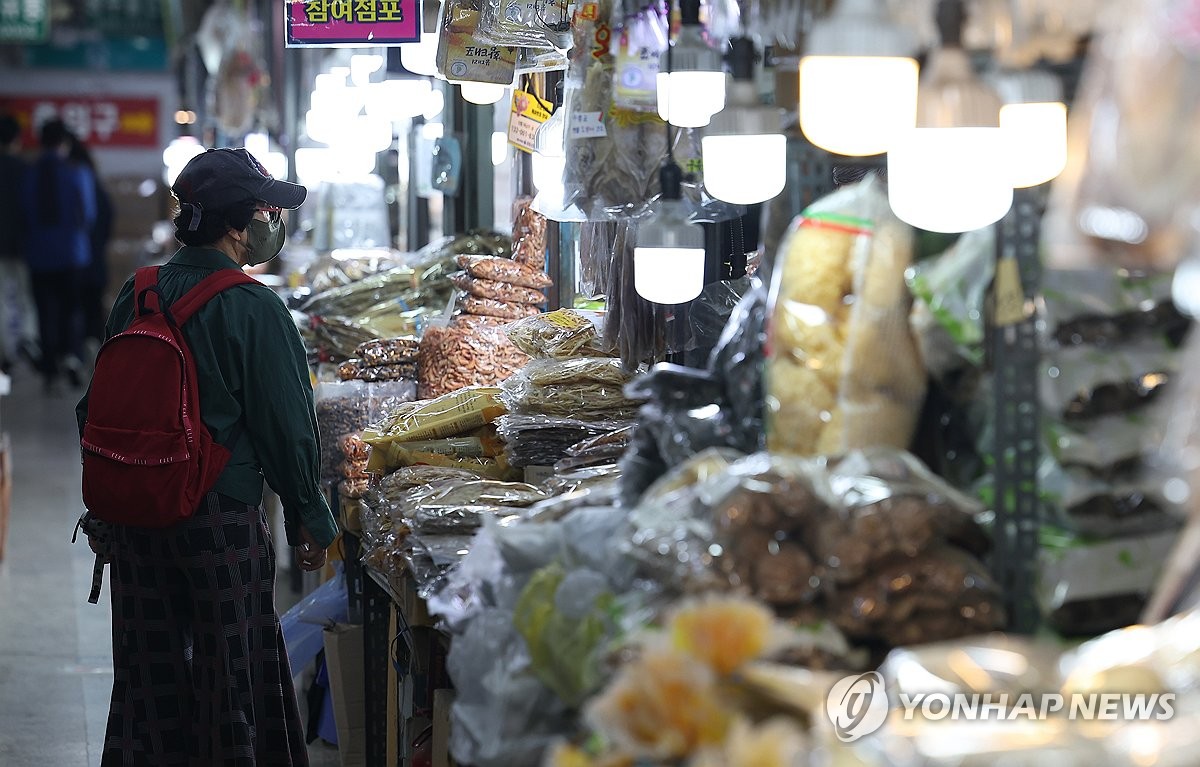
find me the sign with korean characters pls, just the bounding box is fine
[286,0,420,46]
[0,0,49,43]
[507,87,551,154]
[0,95,159,149]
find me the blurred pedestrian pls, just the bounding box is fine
[22,118,95,393]
[68,133,114,354]
[0,114,38,375]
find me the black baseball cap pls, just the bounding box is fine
[172,148,307,211]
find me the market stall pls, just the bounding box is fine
[245,0,1200,764]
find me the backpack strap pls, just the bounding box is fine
[170,268,260,326]
[134,266,165,319]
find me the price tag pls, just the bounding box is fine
[506,88,551,154]
[569,111,608,139]
[994,257,1027,326]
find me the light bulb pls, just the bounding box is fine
[634,199,706,304]
[799,56,918,156]
[423,88,445,120]
[655,12,726,128]
[798,0,919,156]
[702,135,786,205]
[999,102,1067,188]
[400,32,440,77]
[162,137,205,186]
[350,53,385,86]
[459,82,506,105]
[985,68,1068,188]
[888,127,1013,233]
[703,46,787,206]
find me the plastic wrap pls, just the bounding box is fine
[315,380,418,481]
[363,387,505,446]
[603,217,665,370]
[511,197,548,270]
[1037,530,1176,636]
[457,295,543,321]
[907,226,995,376]
[709,283,768,455]
[1045,405,1165,472]
[336,359,419,382]
[449,271,547,305]
[477,0,570,50]
[629,449,1000,649]
[521,482,622,522]
[354,336,420,366]
[1042,269,1185,347]
[455,254,553,289]
[1039,459,1181,539]
[765,177,926,457]
[417,318,530,399]
[685,277,754,362]
[496,414,635,467]
[500,378,640,419]
[504,308,614,358]
[1042,343,1177,421]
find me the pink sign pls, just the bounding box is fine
[286,0,420,46]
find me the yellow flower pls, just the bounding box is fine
[543,743,635,767]
[586,643,733,760]
[690,717,808,767]
[668,593,776,676]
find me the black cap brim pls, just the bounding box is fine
[259,178,307,209]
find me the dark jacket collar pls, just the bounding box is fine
[168,246,241,271]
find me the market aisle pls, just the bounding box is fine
[0,373,110,765]
[0,370,341,766]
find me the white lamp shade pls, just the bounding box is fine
[400,33,440,77]
[701,134,787,204]
[634,246,706,304]
[656,71,726,128]
[531,150,565,194]
[887,127,1014,233]
[999,101,1067,188]
[799,56,919,156]
[459,82,506,105]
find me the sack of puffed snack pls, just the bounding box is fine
[765,176,926,456]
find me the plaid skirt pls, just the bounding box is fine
[101,492,308,767]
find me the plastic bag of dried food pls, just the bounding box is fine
[500,376,640,419]
[450,272,547,305]
[363,387,506,446]
[1038,458,1181,539]
[504,309,615,358]
[497,415,634,467]
[458,294,543,321]
[337,358,419,382]
[1042,342,1177,422]
[518,357,640,388]
[907,226,995,377]
[316,380,417,479]
[1037,530,1176,636]
[511,196,548,271]
[366,466,487,506]
[685,277,754,364]
[355,336,420,366]
[417,316,530,399]
[478,0,570,50]
[455,254,553,289]
[1044,403,1166,472]
[765,177,927,457]
[1041,269,1182,347]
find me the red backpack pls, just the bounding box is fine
[81,265,258,527]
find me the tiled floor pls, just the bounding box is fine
[0,366,340,766]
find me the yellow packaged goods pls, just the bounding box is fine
[455,254,554,289]
[765,178,926,457]
[504,309,615,358]
[363,387,507,446]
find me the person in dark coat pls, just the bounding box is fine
[22,118,95,392]
[0,113,37,375]
[68,134,114,348]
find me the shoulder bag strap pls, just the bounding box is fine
[170,268,261,326]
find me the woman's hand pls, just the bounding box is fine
[296,525,328,572]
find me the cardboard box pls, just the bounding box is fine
[323,623,366,767]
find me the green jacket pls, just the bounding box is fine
[76,247,338,548]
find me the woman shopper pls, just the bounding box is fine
[23,118,95,392]
[76,147,337,766]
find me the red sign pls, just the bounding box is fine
[0,95,160,149]
[286,0,419,46]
